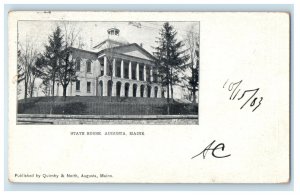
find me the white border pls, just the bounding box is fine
[1,0,298,194]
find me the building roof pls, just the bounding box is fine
[71,27,156,62]
[92,38,129,52]
[99,43,156,62]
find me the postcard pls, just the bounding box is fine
[8,11,290,183]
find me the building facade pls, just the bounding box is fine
[54,27,165,98]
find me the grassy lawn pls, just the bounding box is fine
[18,96,198,115]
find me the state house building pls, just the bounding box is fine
[56,27,165,98]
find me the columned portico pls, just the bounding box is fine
[98,76,164,99]
[93,29,164,99]
[97,53,164,98]
[70,27,168,100]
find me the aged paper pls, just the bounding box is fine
[8,11,289,183]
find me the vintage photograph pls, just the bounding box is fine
[16,21,199,125]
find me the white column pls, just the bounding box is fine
[97,59,101,77]
[120,82,125,97]
[128,84,133,97]
[136,84,140,97]
[150,86,155,98]
[56,83,59,96]
[150,67,153,82]
[121,60,124,78]
[112,82,116,96]
[129,61,132,79]
[143,65,147,81]
[103,79,108,96]
[157,87,162,98]
[103,56,107,76]
[69,81,72,96]
[95,77,98,96]
[144,87,148,98]
[113,58,116,77]
[136,63,139,81]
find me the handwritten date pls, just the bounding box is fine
[223,79,263,112]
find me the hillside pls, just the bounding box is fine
[18,96,198,115]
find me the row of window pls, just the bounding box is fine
[76,59,92,73]
[76,81,91,93]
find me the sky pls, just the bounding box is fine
[18,21,199,55]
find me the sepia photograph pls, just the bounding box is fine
[16,20,199,125]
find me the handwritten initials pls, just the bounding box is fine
[191,140,231,159]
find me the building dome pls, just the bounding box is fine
[107,27,129,45]
[92,27,129,51]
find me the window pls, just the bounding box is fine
[86,61,92,73]
[76,80,80,91]
[76,58,81,71]
[87,82,91,93]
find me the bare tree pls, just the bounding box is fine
[58,22,82,99]
[17,50,25,83]
[184,24,199,103]
[18,38,39,99]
